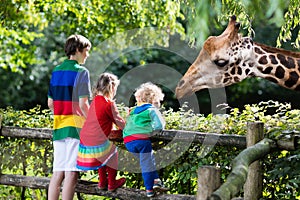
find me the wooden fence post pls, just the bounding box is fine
[244,122,264,200]
[0,115,2,175]
[0,115,2,130]
[197,166,220,200]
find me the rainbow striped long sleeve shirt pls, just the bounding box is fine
[48,59,91,141]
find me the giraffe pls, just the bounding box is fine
[175,15,300,99]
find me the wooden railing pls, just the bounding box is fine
[1,123,298,200]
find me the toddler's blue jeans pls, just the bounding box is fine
[125,139,159,190]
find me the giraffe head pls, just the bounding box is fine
[176,16,256,99]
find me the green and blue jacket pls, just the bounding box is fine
[123,103,165,144]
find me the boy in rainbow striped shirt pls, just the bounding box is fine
[47,34,91,200]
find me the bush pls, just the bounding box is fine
[0,101,300,199]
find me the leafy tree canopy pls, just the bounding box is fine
[0,0,299,72]
[184,0,300,48]
[1,0,185,72]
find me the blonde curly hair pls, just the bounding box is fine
[134,82,164,104]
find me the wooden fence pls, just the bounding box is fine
[1,122,298,200]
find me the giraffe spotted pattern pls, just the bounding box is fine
[221,37,255,85]
[254,45,300,90]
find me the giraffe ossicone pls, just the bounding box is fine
[175,15,300,99]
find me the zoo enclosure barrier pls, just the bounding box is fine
[1,121,298,200]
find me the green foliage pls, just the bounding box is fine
[183,0,299,49]
[277,0,300,48]
[0,105,52,128]
[1,102,300,199]
[0,0,45,72]
[1,0,299,112]
[1,0,299,73]
[0,105,53,198]
[0,0,185,72]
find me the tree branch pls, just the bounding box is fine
[209,138,277,200]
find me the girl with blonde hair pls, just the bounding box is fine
[77,72,126,191]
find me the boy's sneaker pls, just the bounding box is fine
[153,179,169,192]
[146,190,155,197]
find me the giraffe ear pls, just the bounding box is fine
[230,15,240,30]
[231,15,237,21]
[229,22,241,40]
[222,16,241,40]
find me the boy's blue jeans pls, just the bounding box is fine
[125,140,159,190]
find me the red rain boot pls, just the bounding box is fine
[107,166,126,191]
[98,166,108,190]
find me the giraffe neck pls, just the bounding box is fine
[252,43,300,90]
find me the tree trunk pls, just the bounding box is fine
[209,138,276,200]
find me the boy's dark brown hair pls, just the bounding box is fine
[64,34,91,58]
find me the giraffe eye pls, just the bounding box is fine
[214,59,229,67]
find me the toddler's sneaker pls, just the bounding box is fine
[146,190,155,197]
[153,179,169,192]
